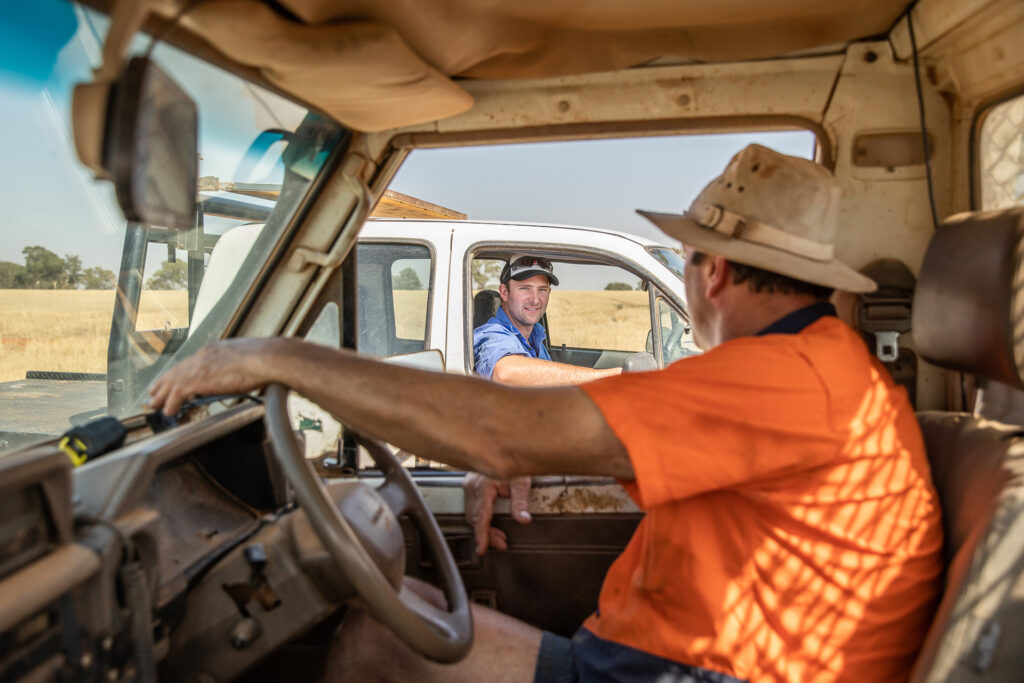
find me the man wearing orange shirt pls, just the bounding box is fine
[149,144,943,682]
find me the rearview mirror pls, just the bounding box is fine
[74,56,198,232]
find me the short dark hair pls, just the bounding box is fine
[687,251,833,299]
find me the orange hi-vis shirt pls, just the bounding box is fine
[580,314,943,682]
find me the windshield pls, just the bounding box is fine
[0,1,346,454]
[647,247,687,283]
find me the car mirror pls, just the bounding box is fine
[623,351,658,373]
[73,56,198,232]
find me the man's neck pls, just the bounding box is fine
[502,305,534,339]
[715,292,825,346]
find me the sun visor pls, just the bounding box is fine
[185,0,473,132]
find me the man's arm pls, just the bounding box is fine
[147,337,633,480]
[468,353,622,553]
[491,355,621,386]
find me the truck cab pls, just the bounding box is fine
[1,0,1024,680]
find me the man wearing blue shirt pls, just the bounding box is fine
[468,254,621,555]
[473,254,621,385]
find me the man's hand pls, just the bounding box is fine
[147,338,283,416]
[463,473,532,556]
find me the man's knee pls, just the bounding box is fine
[324,578,447,682]
[324,608,394,682]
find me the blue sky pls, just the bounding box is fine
[390,132,814,245]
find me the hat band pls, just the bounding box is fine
[688,201,834,262]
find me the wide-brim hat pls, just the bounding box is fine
[639,144,876,294]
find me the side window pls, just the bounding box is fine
[546,263,650,354]
[979,93,1024,210]
[356,243,433,357]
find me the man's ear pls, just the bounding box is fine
[704,255,730,298]
[498,283,510,302]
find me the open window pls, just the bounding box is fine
[468,249,692,374]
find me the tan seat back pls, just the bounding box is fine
[910,207,1024,682]
[911,414,1024,682]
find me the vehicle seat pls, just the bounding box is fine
[472,290,502,329]
[909,206,1024,682]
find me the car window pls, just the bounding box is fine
[979,93,1024,210]
[356,243,433,357]
[647,247,687,283]
[545,263,649,353]
[469,255,659,374]
[0,2,345,451]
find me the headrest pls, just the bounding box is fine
[911,207,1024,389]
[472,290,502,329]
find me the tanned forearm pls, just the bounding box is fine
[491,355,621,386]
[148,338,632,480]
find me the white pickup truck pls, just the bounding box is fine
[195,214,697,376]
[351,219,697,373]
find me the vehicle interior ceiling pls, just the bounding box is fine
[7,0,1024,681]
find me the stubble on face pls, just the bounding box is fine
[500,274,551,337]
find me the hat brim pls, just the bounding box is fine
[509,269,559,286]
[639,210,877,294]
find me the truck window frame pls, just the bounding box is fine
[463,242,685,375]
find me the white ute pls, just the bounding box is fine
[197,215,697,377]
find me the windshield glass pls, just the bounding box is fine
[0,1,346,454]
[647,247,687,282]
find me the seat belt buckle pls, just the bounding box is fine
[874,331,901,362]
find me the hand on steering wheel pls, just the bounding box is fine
[263,384,472,663]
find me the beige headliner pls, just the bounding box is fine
[169,0,912,131]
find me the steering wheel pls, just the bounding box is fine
[263,383,472,663]
[663,322,690,361]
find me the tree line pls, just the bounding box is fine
[0,245,190,290]
[0,245,116,289]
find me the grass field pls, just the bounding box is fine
[468,289,652,351]
[0,290,188,382]
[399,289,651,351]
[547,290,650,351]
[1,288,652,383]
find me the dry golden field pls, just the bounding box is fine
[0,290,188,382]
[1,288,650,383]
[467,289,651,351]
[391,290,652,350]
[392,290,429,340]
[548,290,650,351]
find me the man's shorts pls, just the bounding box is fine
[533,629,747,683]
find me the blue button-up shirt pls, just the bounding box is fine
[473,306,552,379]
